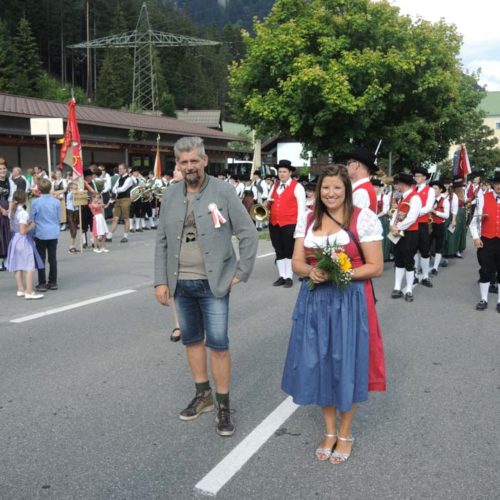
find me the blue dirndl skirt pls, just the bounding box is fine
[281,279,369,412]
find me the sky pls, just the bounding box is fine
[388,0,500,91]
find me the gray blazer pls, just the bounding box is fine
[154,176,258,297]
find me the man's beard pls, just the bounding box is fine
[185,171,201,185]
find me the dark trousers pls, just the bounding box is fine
[67,209,79,239]
[430,223,445,254]
[417,222,431,258]
[269,223,296,260]
[35,238,58,285]
[394,230,419,271]
[130,201,144,218]
[478,237,500,283]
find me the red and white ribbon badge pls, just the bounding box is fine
[208,203,226,229]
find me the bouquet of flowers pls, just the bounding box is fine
[307,242,353,290]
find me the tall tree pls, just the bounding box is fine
[12,17,43,97]
[0,19,16,93]
[229,0,483,169]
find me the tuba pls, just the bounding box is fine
[130,184,145,202]
[249,203,269,222]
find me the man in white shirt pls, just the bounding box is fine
[390,173,422,302]
[429,181,450,275]
[412,166,435,287]
[267,159,306,287]
[107,163,134,243]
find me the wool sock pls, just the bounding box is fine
[394,267,405,290]
[405,270,415,294]
[480,282,490,302]
[216,392,229,406]
[195,381,210,394]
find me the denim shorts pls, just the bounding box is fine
[174,280,230,351]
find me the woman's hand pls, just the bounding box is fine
[309,267,328,284]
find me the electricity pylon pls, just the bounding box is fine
[68,2,219,113]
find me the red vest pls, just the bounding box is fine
[416,184,431,224]
[481,191,500,239]
[353,181,377,213]
[269,179,299,227]
[432,196,446,224]
[398,191,419,231]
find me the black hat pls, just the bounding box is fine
[337,146,378,174]
[430,180,446,193]
[305,182,316,191]
[488,171,500,183]
[452,177,465,188]
[393,173,415,186]
[131,167,141,173]
[276,159,295,171]
[412,166,431,179]
[83,169,93,177]
[441,177,452,184]
[371,178,383,187]
[253,170,262,177]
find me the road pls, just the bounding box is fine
[0,229,498,499]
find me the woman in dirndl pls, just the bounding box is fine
[281,164,386,464]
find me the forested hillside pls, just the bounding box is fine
[0,0,265,117]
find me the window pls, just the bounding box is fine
[496,122,500,129]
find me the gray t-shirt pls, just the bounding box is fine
[178,192,208,280]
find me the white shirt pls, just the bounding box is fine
[416,183,435,216]
[270,178,307,230]
[112,174,134,194]
[447,193,459,216]
[6,179,17,202]
[469,190,500,240]
[433,195,450,220]
[351,177,371,209]
[377,192,391,217]
[393,189,422,231]
[235,182,245,198]
[295,208,383,246]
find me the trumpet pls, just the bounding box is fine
[249,203,269,222]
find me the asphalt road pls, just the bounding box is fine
[0,228,498,499]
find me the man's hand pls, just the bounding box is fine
[474,238,483,249]
[155,284,171,306]
[230,276,240,289]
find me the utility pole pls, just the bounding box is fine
[69,2,220,113]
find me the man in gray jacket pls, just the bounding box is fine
[154,136,258,436]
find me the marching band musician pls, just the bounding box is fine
[390,173,422,302]
[251,170,269,231]
[107,163,134,243]
[373,178,392,262]
[440,177,458,267]
[268,159,306,288]
[445,178,467,259]
[412,166,435,287]
[130,167,147,233]
[340,146,379,212]
[466,173,482,225]
[429,181,450,276]
[470,171,500,312]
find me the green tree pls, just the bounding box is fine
[12,16,43,96]
[0,19,16,93]
[229,0,483,169]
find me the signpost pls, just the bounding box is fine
[30,118,64,178]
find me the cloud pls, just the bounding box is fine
[466,60,500,91]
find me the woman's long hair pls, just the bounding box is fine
[312,164,354,231]
[10,190,27,220]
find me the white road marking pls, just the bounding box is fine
[194,396,298,497]
[256,252,275,259]
[10,289,136,324]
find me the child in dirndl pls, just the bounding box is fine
[89,193,110,253]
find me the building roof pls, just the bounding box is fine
[175,109,221,129]
[221,121,252,138]
[479,91,500,116]
[0,93,240,141]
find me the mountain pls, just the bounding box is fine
[173,0,275,29]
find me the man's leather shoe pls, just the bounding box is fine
[430,269,438,276]
[283,278,293,288]
[420,278,433,288]
[404,292,414,302]
[273,277,286,286]
[47,283,58,290]
[476,300,488,311]
[496,303,500,313]
[391,290,403,299]
[35,283,48,292]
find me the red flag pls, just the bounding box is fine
[457,145,471,180]
[60,98,83,178]
[154,142,162,179]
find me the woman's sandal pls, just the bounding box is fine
[170,327,181,342]
[329,435,354,464]
[315,433,337,461]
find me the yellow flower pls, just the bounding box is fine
[337,252,352,272]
